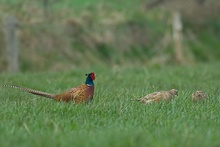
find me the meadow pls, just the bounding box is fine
[0,1,220,146]
[0,63,220,147]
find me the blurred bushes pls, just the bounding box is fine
[0,0,220,72]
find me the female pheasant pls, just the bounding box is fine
[4,72,96,103]
[132,89,178,104]
[192,90,207,102]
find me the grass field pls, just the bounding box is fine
[0,63,220,147]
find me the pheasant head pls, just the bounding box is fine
[169,89,178,96]
[192,90,207,101]
[85,72,96,86]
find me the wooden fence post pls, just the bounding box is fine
[3,15,19,72]
[172,11,184,64]
[43,0,51,21]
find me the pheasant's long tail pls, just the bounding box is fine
[131,98,153,104]
[143,99,154,104]
[3,85,55,99]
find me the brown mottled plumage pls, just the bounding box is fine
[192,90,207,102]
[132,89,178,104]
[4,72,96,104]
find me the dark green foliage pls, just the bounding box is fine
[0,0,220,72]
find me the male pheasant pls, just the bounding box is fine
[192,90,207,102]
[4,72,96,103]
[132,89,178,104]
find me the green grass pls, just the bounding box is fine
[0,63,220,147]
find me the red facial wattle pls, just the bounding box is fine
[90,72,96,80]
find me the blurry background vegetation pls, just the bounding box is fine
[0,0,220,72]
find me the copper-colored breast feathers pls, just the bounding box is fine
[54,84,94,103]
